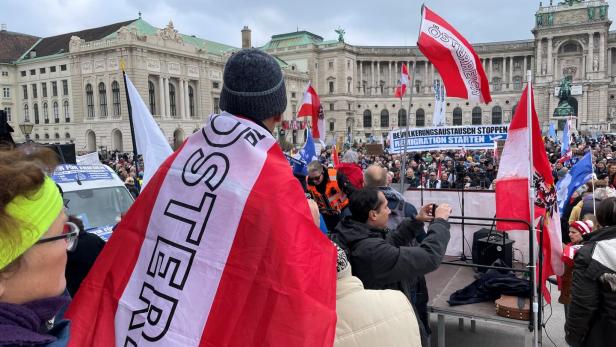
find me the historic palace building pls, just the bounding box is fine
[0,0,614,151]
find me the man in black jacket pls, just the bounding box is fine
[330,187,451,346]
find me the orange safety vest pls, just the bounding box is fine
[307,168,349,212]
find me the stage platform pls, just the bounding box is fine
[426,258,534,347]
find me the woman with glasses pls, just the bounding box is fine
[0,147,78,346]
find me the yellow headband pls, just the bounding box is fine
[1,176,63,270]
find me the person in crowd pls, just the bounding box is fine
[405,167,420,188]
[307,160,350,230]
[335,150,364,192]
[64,215,105,297]
[124,177,139,199]
[439,171,452,189]
[330,187,451,346]
[565,197,616,346]
[334,244,421,347]
[424,171,440,189]
[558,220,594,316]
[0,147,74,346]
[569,180,607,222]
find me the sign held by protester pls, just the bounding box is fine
[388,124,509,152]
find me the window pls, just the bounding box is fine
[60,65,67,71]
[348,102,352,111]
[112,81,120,117]
[453,107,463,125]
[213,97,220,114]
[491,106,502,124]
[52,81,58,97]
[347,80,351,93]
[380,109,389,128]
[3,107,11,122]
[415,80,422,93]
[329,103,334,111]
[291,92,296,98]
[62,80,68,95]
[2,87,9,98]
[212,81,220,89]
[363,109,372,128]
[329,120,335,132]
[40,67,46,74]
[291,103,297,115]
[85,84,94,118]
[54,133,59,140]
[416,109,425,127]
[20,71,26,77]
[397,109,407,127]
[22,85,27,99]
[65,132,71,140]
[30,69,35,76]
[44,133,49,140]
[98,82,107,118]
[53,102,59,123]
[347,60,351,70]
[34,134,39,140]
[31,84,37,98]
[50,66,56,73]
[513,76,522,90]
[188,85,194,117]
[43,102,49,123]
[472,107,482,125]
[492,77,501,92]
[329,81,335,94]
[328,61,334,69]
[63,100,70,122]
[23,104,29,122]
[1,71,8,77]
[42,82,47,97]
[169,84,176,117]
[148,81,156,114]
[33,103,39,124]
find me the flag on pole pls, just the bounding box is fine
[65,112,337,346]
[494,85,563,302]
[418,5,492,104]
[297,83,326,143]
[394,63,409,99]
[556,152,593,213]
[558,117,573,164]
[295,130,318,176]
[432,79,447,126]
[124,74,173,188]
[548,123,557,139]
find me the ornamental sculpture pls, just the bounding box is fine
[335,27,346,43]
[157,20,184,44]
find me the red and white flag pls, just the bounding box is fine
[332,147,340,166]
[495,86,563,302]
[297,83,326,143]
[418,5,492,104]
[394,63,409,99]
[66,112,338,346]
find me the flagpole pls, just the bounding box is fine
[120,59,140,180]
[527,69,539,347]
[400,60,416,193]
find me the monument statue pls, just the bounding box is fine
[559,0,583,6]
[335,27,345,43]
[554,77,575,117]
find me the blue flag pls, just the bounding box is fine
[548,123,556,139]
[296,130,317,176]
[556,152,593,213]
[561,120,570,157]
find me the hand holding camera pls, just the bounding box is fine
[416,203,452,222]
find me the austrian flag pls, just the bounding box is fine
[418,5,491,104]
[297,83,326,143]
[394,63,409,99]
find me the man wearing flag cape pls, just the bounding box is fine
[66,49,338,346]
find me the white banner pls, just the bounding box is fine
[76,152,101,165]
[432,80,447,126]
[388,124,509,152]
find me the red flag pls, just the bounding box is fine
[418,6,492,104]
[494,86,563,302]
[65,112,337,346]
[436,160,442,179]
[297,83,325,143]
[332,147,340,166]
[394,63,409,99]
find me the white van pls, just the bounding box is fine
[52,164,135,241]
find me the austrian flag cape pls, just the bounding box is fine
[66,112,338,346]
[297,83,326,143]
[418,5,491,104]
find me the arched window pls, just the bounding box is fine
[43,102,49,123]
[34,134,39,140]
[112,81,120,117]
[53,101,59,123]
[98,82,107,118]
[169,84,177,117]
[44,133,49,140]
[453,107,463,125]
[148,81,156,114]
[63,100,70,122]
[416,108,425,127]
[65,132,71,139]
[188,85,194,117]
[363,109,372,128]
[380,109,389,128]
[491,106,502,124]
[54,133,60,140]
[24,104,29,122]
[472,107,482,125]
[33,103,39,124]
[398,108,407,127]
[86,84,94,118]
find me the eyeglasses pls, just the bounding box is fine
[35,221,80,252]
[308,174,322,182]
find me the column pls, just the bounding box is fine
[588,32,594,75]
[600,32,605,71]
[92,81,99,118]
[359,61,364,95]
[185,80,191,118]
[179,80,186,119]
[536,40,542,75]
[388,61,392,95]
[529,56,533,74]
[423,61,428,93]
[430,62,435,88]
[489,58,493,83]
[158,76,165,117]
[376,61,381,95]
[371,61,375,96]
[547,37,553,75]
[164,77,171,118]
[509,56,514,88]
[608,48,612,79]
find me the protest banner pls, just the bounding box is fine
[388,124,508,153]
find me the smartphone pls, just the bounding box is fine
[431,204,438,217]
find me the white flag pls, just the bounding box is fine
[432,80,447,126]
[124,74,173,188]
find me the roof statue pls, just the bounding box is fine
[335,27,345,43]
[559,0,583,6]
[157,20,183,43]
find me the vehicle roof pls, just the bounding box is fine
[52,164,126,192]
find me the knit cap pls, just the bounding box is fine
[569,220,593,236]
[334,243,352,280]
[219,49,287,121]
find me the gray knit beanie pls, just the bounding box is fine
[219,49,287,121]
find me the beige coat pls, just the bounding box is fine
[335,276,421,347]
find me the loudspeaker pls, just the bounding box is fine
[44,144,76,164]
[476,234,514,272]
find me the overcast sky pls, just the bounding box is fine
[3,0,616,47]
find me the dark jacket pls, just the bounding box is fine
[330,216,450,345]
[565,226,616,347]
[65,232,105,297]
